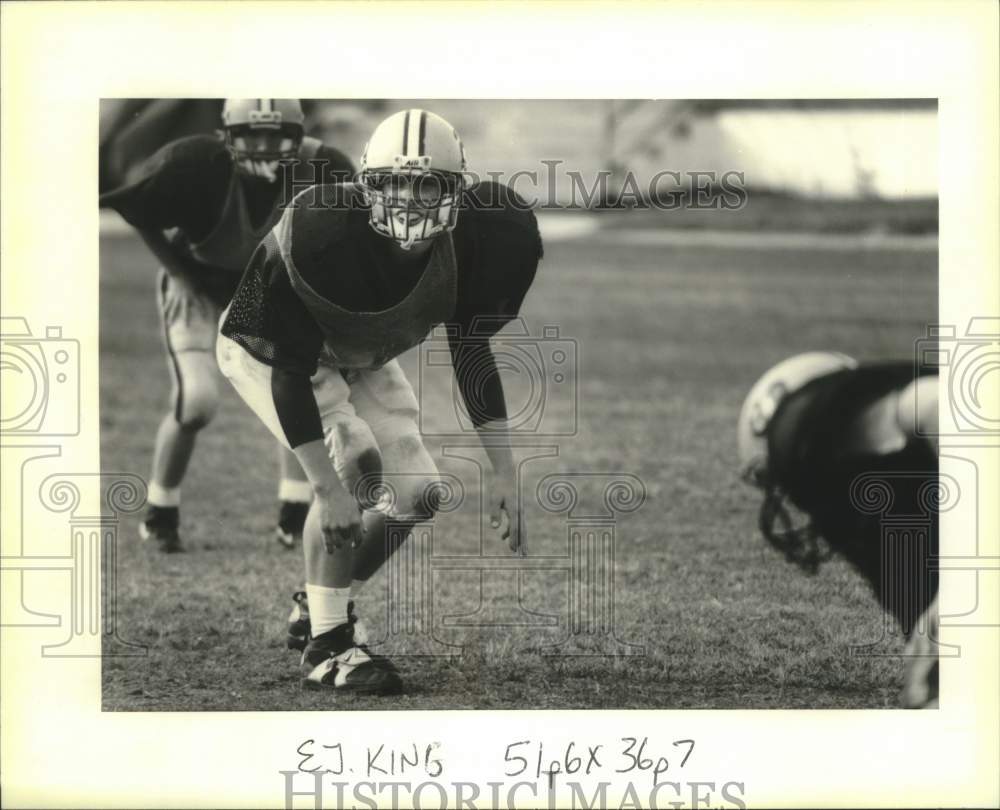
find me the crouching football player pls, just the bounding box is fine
[217,110,543,694]
[100,99,354,552]
[737,352,940,708]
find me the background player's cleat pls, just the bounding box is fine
[275,501,310,550]
[299,616,402,695]
[139,505,183,553]
[286,591,311,651]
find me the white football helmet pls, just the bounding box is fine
[222,99,305,180]
[737,351,858,487]
[358,109,469,250]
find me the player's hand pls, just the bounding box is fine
[316,484,362,553]
[487,468,526,556]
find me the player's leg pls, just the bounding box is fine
[298,366,403,692]
[141,270,222,552]
[348,361,442,584]
[275,445,312,550]
[217,335,400,693]
[281,380,384,650]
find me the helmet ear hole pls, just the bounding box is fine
[737,351,859,490]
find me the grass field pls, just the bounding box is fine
[100,220,936,711]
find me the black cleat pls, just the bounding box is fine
[275,501,310,550]
[139,505,183,553]
[299,605,401,695]
[286,591,311,651]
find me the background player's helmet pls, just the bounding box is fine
[737,351,858,487]
[358,109,469,250]
[221,98,305,162]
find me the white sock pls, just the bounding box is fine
[349,581,373,643]
[278,479,313,503]
[306,583,351,636]
[148,482,181,508]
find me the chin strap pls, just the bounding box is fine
[758,485,833,574]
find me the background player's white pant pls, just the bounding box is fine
[158,268,225,427]
[159,268,223,352]
[216,331,440,518]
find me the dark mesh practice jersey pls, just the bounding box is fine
[221,180,543,377]
[100,133,355,305]
[767,362,938,631]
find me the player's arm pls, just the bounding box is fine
[100,141,191,228]
[896,374,938,454]
[134,228,201,283]
[448,329,523,554]
[220,229,359,551]
[100,141,208,282]
[447,229,541,556]
[271,369,361,551]
[845,373,939,457]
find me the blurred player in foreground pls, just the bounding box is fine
[101,99,354,552]
[737,352,940,708]
[217,109,542,694]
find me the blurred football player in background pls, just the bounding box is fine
[217,109,543,694]
[101,99,355,552]
[100,100,224,193]
[737,352,940,708]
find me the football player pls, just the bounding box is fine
[217,109,543,694]
[100,99,223,192]
[101,99,355,552]
[737,352,940,707]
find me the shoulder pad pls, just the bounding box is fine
[458,180,542,260]
[149,132,227,172]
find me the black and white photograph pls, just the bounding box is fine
[96,97,943,712]
[1,2,997,808]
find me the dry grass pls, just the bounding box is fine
[100,222,935,710]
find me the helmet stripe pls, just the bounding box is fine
[417,110,427,155]
[404,108,422,157]
[401,109,411,155]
